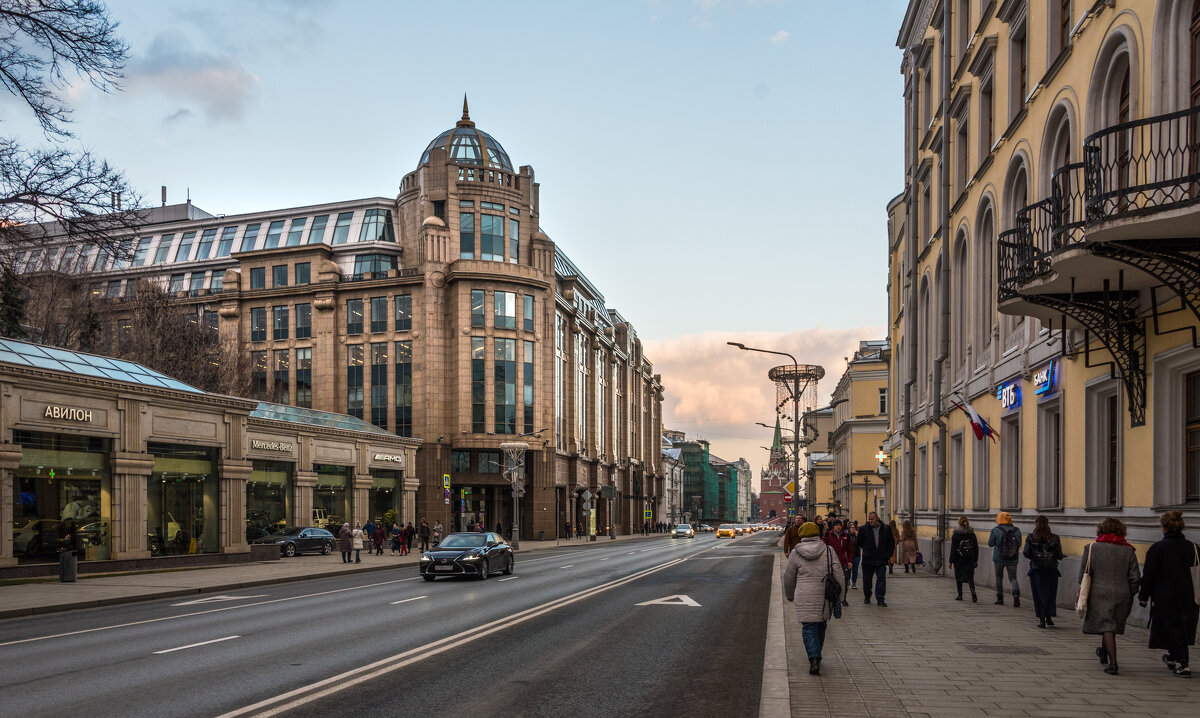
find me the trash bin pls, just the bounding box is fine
[538,530,544,541]
[59,550,78,583]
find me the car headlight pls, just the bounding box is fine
[420,555,432,562]
[460,554,481,561]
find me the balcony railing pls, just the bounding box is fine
[1051,161,1087,249]
[1084,104,1200,221]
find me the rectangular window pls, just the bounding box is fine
[950,433,965,511]
[523,295,534,332]
[263,220,285,249]
[347,345,364,419]
[285,217,306,246]
[472,337,486,433]
[251,351,268,399]
[1001,415,1021,509]
[460,200,475,208]
[202,310,218,332]
[395,340,412,437]
[1187,372,1200,500]
[480,201,504,212]
[295,348,312,408]
[494,291,516,329]
[878,387,888,416]
[352,253,396,276]
[272,264,288,287]
[471,290,485,328]
[195,228,217,260]
[168,273,185,294]
[359,208,395,243]
[371,342,388,430]
[524,340,534,434]
[495,338,516,435]
[980,78,994,154]
[240,223,261,252]
[481,214,504,261]
[209,273,223,293]
[133,237,152,266]
[478,451,500,474]
[918,444,929,510]
[1010,22,1028,119]
[188,273,204,293]
[307,215,329,244]
[460,212,475,259]
[394,294,412,332]
[153,235,172,264]
[353,298,380,336]
[972,436,990,510]
[955,112,969,198]
[173,231,196,263]
[249,267,266,289]
[346,298,364,335]
[273,349,290,402]
[331,211,354,245]
[295,303,311,339]
[451,450,470,474]
[216,226,238,257]
[105,280,122,299]
[272,306,289,341]
[1038,402,1064,509]
[250,307,267,342]
[295,262,310,285]
[509,218,520,264]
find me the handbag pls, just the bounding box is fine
[916,551,924,565]
[1128,599,1151,629]
[1076,543,1093,619]
[822,548,841,604]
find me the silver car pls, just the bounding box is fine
[671,523,695,539]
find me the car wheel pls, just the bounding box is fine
[321,542,333,555]
[477,559,489,580]
[502,556,514,575]
[283,542,296,558]
[422,574,435,582]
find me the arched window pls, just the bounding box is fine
[1150,0,1198,113]
[976,200,995,356]
[1003,159,1031,349]
[918,275,931,402]
[953,231,970,380]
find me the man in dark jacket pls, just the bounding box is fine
[418,519,432,552]
[856,511,896,607]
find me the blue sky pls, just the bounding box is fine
[3,0,910,485]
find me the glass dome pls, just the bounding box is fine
[418,100,513,172]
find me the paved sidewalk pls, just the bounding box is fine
[779,566,1196,718]
[0,533,662,619]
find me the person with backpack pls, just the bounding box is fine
[1024,515,1064,628]
[783,522,846,676]
[948,515,979,602]
[988,512,1022,607]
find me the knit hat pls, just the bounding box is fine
[996,512,1013,525]
[798,522,820,538]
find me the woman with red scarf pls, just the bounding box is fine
[1079,517,1141,675]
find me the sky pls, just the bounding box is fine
[2,0,910,489]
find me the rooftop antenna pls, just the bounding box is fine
[161,185,166,207]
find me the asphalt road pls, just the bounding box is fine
[0,531,777,718]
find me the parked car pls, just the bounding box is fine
[671,524,695,539]
[419,532,513,581]
[12,519,64,554]
[250,526,335,557]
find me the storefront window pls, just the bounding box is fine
[12,430,111,563]
[369,469,401,526]
[313,464,353,530]
[148,443,218,555]
[247,460,292,541]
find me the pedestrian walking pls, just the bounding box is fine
[855,510,896,607]
[847,522,861,590]
[899,520,919,573]
[948,515,979,602]
[1024,515,1064,628]
[888,519,901,574]
[398,525,409,556]
[783,522,846,676]
[364,519,375,543]
[338,522,352,563]
[351,521,364,563]
[432,520,443,546]
[1079,517,1140,675]
[391,523,401,554]
[1137,511,1199,678]
[405,522,416,551]
[564,520,571,539]
[419,519,431,552]
[823,519,852,606]
[988,512,1022,607]
[372,523,385,555]
[783,521,803,557]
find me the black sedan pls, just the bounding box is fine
[419,532,513,581]
[250,527,335,557]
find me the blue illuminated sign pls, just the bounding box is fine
[1033,359,1059,396]
[996,380,1021,410]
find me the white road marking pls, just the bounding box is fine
[636,594,701,607]
[389,596,427,605]
[216,558,686,718]
[170,595,268,606]
[153,635,240,654]
[599,557,610,561]
[497,577,518,582]
[559,565,574,569]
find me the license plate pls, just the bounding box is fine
[432,565,454,572]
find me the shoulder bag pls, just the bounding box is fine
[822,548,841,604]
[1076,543,1093,619]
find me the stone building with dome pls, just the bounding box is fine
[7,102,666,543]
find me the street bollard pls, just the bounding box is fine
[538,530,544,541]
[59,550,78,582]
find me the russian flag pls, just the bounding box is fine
[952,400,997,442]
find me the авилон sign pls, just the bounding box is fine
[44,405,93,422]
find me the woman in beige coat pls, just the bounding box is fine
[900,520,919,573]
[784,522,847,676]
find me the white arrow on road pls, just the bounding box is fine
[170,594,268,606]
[636,594,701,607]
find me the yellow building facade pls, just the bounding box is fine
[829,340,891,525]
[888,0,1200,595]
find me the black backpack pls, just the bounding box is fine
[956,532,977,560]
[1030,538,1058,570]
[998,527,1020,562]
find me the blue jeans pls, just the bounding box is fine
[801,621,828,660]
[851,555,861,585]
[862,563,887,602]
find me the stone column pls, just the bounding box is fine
[0,444,22,567]
[110,452,155,559]
[219,459,252,553]
[353,473,373,527]
[294,470,316,527]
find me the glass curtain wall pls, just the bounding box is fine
[313,464,353,530]
[369,469,401,527]
[12,431,112,563]
[247,460,292,541]
[147,443,218,555]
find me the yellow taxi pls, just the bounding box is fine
[716,524,736,538]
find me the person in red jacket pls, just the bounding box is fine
[823,519,852,606]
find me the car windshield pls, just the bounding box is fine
[438,534,486,548]
[719,524,733,530]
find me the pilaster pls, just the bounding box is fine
[0,444,23,566]
[110,452,155,559]
[220,459,252,553]
[294,470,317,527]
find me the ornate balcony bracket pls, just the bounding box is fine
[1021,287,1146,427]
[1091,239,1200,350]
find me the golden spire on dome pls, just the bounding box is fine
[457,94,475,127]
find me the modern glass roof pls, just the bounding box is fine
[0,338,204,393]
[250,401,397,437]
[419,105,513,172]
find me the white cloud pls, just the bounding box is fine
[125,33,259,122]
[770,30,791,45]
